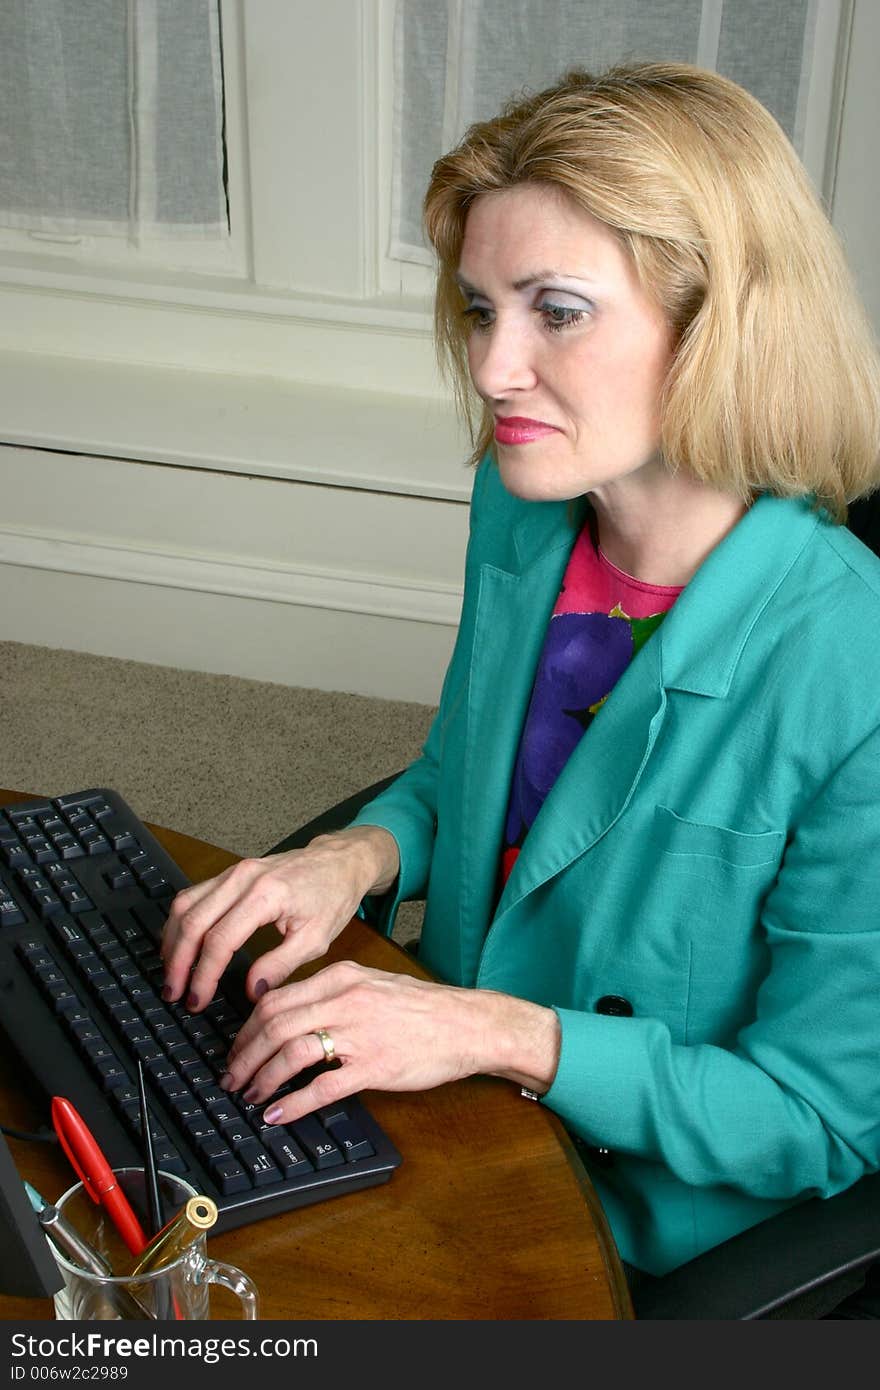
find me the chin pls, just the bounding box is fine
[496,456,584,504]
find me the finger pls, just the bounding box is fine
[164,862,276,1005]
[162,903,232,1004]
[241,915,344,1001]
[161,863,257,993]
[227,962,361,1063]
[238,1031,329,1103]
[262,1062,361,1128]
[184,888,282,1010]
[161,874,226,966]
[221,994,331,1092]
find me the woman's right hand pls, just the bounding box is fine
[160,825,400,1013]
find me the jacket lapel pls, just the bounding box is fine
[454,501,583,981]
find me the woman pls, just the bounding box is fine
[162,64,880,1294]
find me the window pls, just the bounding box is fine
[0,0,233,276]
[0,0,857,420]
[389,0,852,291]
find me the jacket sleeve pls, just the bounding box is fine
[544,719,880,1200]
[346,458,491,935]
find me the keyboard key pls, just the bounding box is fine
[180,1014,215,1044]
[197,1032,226,1065]
[264,1129,313,1177]
[199,1133,233,1161]
[0,897,26,926]
[96,1060,130,1091]
[325,1116,375,1162]
[184,1115,218,1145]
[38,815,67,836]
[234,1138,281,1187]
[30,840,58,865]
[154,1148,188,1176]
[70,1020,103,1049]
[290,1115,345,1169]
[48,982,80,1012]
[210,1157,251,1195]
[31,889,65,919]
[207,1097,243,1127]
[97,816,138,851]
[180,1062,214,1090]
[219,1118,251,1148]
[129,901,167,937]
[172,1093,206,1123]
[1,840,31,868]
[104,867,136,890]
[146,1058,179,1087]
[64,887,95,914]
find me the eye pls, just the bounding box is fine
[461,298,494,332]
[536,294,592,333]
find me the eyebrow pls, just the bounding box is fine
[455,270,596,294]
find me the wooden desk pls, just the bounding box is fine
[0,791,632,1320]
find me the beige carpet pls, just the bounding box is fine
[0,640,435,941]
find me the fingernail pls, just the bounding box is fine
[253,978,268,999]
[242,1087,258,1103]
[161,984,174,1001]
[263,1105,283,1125]
[219,1072,233,1091]
[186,991,199,1010]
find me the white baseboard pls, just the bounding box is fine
[0,557,455,703]
[1,442,468,703]
[0,527,463,627]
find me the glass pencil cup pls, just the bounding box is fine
[50,1167,259,1320]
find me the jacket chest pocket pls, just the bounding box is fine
[653,804,785,868]
[648,803,786,939]
[644,805,785,1039]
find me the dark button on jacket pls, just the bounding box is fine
[595,995,633,1017]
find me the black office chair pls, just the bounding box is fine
[847,492,880,556]
[266,770,880,1318]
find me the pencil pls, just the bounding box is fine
[136,1059,182,1319]
[136,1059,164,1237]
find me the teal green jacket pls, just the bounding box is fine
[351,458,880,1276]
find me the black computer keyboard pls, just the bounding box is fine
[0,788,401,1232]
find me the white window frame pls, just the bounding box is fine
[0,0,247,281]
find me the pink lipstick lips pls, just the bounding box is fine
[494,416,561,445]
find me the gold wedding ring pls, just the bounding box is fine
[314,1028,336,1064]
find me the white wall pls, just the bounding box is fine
[0,0,876,704]
[0,1,471,704]
[828,0,880,331]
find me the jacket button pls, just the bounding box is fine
[595,995,633,1017]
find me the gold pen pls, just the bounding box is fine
[129,1195,218,1277]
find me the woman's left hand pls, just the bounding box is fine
[219,960,561,1123]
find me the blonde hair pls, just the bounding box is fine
[423,63,880,521]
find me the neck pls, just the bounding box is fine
[589,469,748,587]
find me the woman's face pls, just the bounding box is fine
[458,184,675,505]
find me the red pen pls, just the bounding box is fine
[51,1097,148,1258]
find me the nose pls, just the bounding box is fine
[468,316,538,402]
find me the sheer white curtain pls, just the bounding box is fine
[0,0,227,242]
[391,0,819,265]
